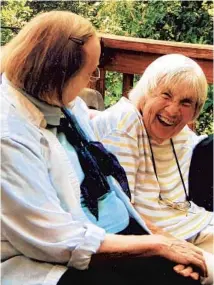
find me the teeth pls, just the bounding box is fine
[158,115,174,126]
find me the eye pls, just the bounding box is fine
[181,99,193,107]
[182,102,192,107]
[161,93,171,99]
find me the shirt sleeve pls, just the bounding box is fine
[184,125,208,148]
[92,114,140,203]
[1,136,105,270]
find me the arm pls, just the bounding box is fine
[92,114,140,200]
[139,214,202,280]
[1,136,105,270]
[93,233,207,279]
[2,137,206,279]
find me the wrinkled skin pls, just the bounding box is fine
[139,82,196,144]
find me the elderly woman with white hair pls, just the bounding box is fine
[92,54,213,284]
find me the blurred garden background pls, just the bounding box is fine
[1,0,213,134]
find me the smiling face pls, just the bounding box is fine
[140,79,196,143]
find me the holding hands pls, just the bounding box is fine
[150,234,207,280]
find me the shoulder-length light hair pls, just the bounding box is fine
[1,11,96,105]
[129,54,208,120]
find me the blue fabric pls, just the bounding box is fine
[56,107,131,220]
[81,191,130,233]
[58,133,130,233]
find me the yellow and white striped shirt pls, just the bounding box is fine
[92,97,213,240]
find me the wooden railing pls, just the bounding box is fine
[91,33,213,98]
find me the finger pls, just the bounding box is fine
[192,252,208,278]
[190,272,199,280]
[173,264,185,273]
[179,266,193,277]
[173,264,200,280]
[171,245,206,275]
[189,256,208,278]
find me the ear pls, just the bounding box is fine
[188,118,195,124]
[187,121,196,131]
[187,108,197,130]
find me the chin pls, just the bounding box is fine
[154,138,165,144]
[153,133,172,144]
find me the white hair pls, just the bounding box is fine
[129,54,208,120]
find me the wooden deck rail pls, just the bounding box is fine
[92,33,213,98]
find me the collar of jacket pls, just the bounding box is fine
[1,73,62,128]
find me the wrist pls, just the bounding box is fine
[145,235,170,256]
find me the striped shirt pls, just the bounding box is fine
[92,97,213,240]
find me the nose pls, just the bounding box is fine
[164,102,180,117]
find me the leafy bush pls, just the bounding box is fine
[196,85,213,135]
[104,72,123,108]
[1,0,33,45]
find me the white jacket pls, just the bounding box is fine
[1,76,149,285]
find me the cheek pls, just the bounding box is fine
[144,102,161,119]
[181,107,195,123]
[143,105,158,131]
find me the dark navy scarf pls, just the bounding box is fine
[56,107,131,220]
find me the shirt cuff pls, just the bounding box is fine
[67,223,106,270]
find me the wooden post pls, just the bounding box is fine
[96,68,106,99]
[122,74,134,98]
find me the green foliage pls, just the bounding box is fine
[104,72,123,108]
[1,0,33,45]
[137,0,213,44]
[196,109,213,135]
[196,85,213,135]
[26,0,90,15]
[92,0,213,44]
[95,0,213,134]
[1,0,213,134]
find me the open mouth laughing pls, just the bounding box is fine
[157,115,175,126]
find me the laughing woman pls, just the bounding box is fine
[92,54,214,284]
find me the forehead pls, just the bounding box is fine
[157,78,198,101]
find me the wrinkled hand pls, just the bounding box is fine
[140,216,201,280]
[153,235,207,278]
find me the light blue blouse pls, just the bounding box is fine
[58,127,130,233]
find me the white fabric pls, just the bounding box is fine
[1,76,150,285]
[92,97,213,240]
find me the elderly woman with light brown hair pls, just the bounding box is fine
[1,11,210,285]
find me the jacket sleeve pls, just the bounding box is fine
[1,136,105,270]
[92,113,140,203]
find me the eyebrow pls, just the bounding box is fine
[167,87,195,102]
[180,98,194,103]
[164,88,172,95]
